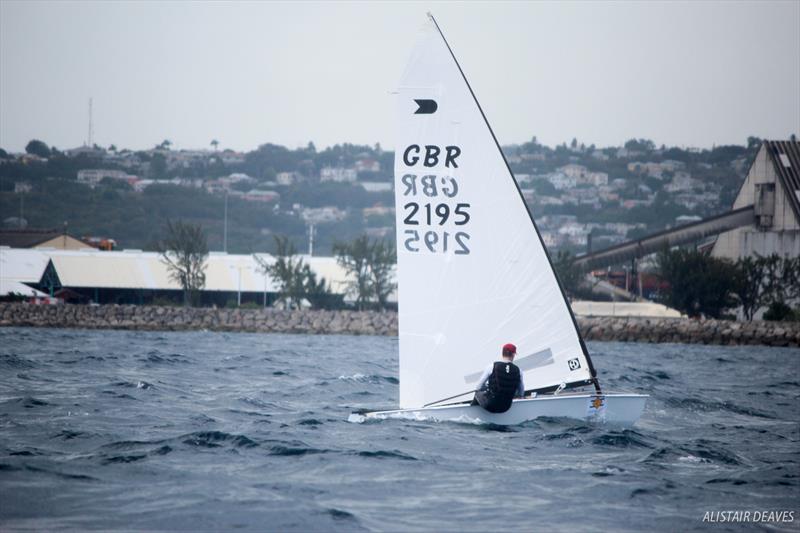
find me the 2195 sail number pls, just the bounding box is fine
[402,201,471,254]
[404,229,470,255]
[403,202,470,226]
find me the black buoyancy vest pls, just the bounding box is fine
[488,361,520,401]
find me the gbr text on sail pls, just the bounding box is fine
[400,144,472,255]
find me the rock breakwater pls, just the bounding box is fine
[0,303,797,347]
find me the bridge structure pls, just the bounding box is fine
[573,206,755,271]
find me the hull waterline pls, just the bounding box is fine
[359,393,648,426]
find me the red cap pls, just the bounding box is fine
[502,343,517,355]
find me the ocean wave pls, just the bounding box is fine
[324,508,358,522]
[52,430,89,440]
[268,445,333,456]
[101,454,148,465]
[591,430,653,448]
[238,397,273,409]
[142,351,189,365]
[665,396,775,419]
[101,390,137,400]
[354,450,417,461]
[337,373,398,384]
[111,380,154,390]
[2,396,51,409]
[644,440,744,466]
[181,431,258,449]
[24,464,97,481]
[0,353,36,369]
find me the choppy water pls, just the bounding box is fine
[1,327,798,532]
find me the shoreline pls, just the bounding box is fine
[0,303,797,347]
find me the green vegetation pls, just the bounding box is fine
[656,250,799,320]
[655,248,738,318]
[25,139,51,158]
[253,235,336,309]
[157,220,209,307]
[334,235,396,310]
[552,250,584,298]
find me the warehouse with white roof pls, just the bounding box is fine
[0,247,385,307]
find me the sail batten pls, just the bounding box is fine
[395,17,598,409]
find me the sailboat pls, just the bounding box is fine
[360,15,647,426]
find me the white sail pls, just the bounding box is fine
[394,17,597,409]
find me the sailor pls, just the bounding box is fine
[471,343,525,413]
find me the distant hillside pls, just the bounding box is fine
[0,137,764,254]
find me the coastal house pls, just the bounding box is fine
[559,164,588,180]
[360,182,392,193]
[276,172,297,186]
[320,167,357,183]
[301,206,346,223]
[354,159,380,173]
[242,190,280,203]
[547,172,576,190]
[77,169,139,188]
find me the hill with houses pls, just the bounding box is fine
[0,136,765,255]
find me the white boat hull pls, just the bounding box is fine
[361,393,648,426]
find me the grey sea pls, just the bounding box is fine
[1,327,798,532]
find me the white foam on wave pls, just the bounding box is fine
[338,373,369,382]
[364,410,486,425]
[677,454,709,464]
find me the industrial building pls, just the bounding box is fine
[712,140,800,259]
[0,228,93,250]
[0,247,369,307]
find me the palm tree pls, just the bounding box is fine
[210,139,219,151]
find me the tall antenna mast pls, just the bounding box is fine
[87,97,94,147]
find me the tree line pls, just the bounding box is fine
[656,249,799,321]
[159,221,396,310]
[553,248,799,321]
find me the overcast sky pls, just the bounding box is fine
[1,1,798,153]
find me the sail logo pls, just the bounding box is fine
[567,358,581,371]
[413,99,438,114]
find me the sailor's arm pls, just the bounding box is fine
[475,364,493,391]
[516,374,525,398]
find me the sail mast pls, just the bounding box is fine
[426,14,601,393]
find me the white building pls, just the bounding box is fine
[360,182,392,193]
[355,159,380,173]
[363,206,394,218]
[583,171,609,187]
[301,206,347,223]
[242,190,280,203]
[77,169,138,188]
[0,247,394,303]
[547,172,576,190]
[320,167,357,183]
[664,172,700,193]
[558,164,588,179]
[276,172,297,186]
